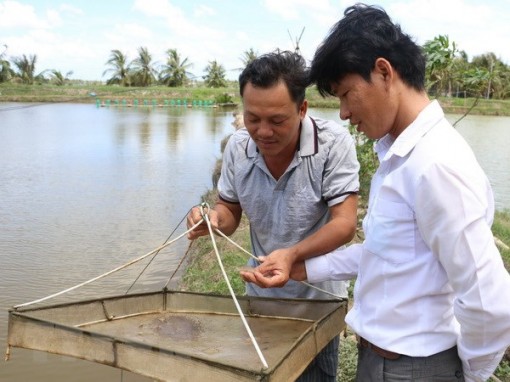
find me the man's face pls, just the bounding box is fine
[331,71,397,140]
[242,81,306,159]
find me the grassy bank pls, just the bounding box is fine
[2,83,510,116]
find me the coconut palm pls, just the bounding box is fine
[12,54,38,84]
[471,52,505,99]
[130,46,157,87]
[103,49,131,86]
[50,70,73,86]
[240,48,258,68]
[159,49,193,87]
[0,59,12,83]
[0,45,14,83]
[203,60,227,88]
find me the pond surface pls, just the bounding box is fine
[312,109,510,211]
[0,103,508,381]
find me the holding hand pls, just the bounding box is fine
[240,248,308,288]
[186,206,219,240]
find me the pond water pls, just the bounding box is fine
[0,103,508,381]
[312,109,510,211]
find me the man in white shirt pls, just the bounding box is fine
[241,4,510,381]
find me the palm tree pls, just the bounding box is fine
[50,70,73,86]
[159,49,193,87]
[240,48,258,68]
[12,54,37,84]
[103,49,131,86]
[471,53,504,99]
[203,60,227,88]
[0,59,12,83]
[0,44,13,83]
[130,46,157,87]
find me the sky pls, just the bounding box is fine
[1,0,509,82]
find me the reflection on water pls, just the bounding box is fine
[0,104,508,381]
[0,103,236,382]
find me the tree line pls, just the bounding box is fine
[0,37,509,99]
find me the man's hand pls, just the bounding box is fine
[186,206,219,240]
[240,248,308,288]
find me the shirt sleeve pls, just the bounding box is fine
[322,130,360,206]
[415,162,510,379]
[306,243,362,282]
[217,133,239,203]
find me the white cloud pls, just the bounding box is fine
[194,4,215,18]
[59,3,83,16]
[0,0,48,29]
[387,0,508,62]
[263,0,335,20]
[46,9,62,27]
[109,23,155,44]
[133,0,183,19]
[263,0,300,20]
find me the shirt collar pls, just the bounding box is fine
[375,100,444,160]
[245,115,318,158]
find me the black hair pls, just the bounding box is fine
[239,50,308,107]
[309,3,426,96]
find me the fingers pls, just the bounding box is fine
[240,269,289,288]
[186,207,207,239]
[186,206,221,240]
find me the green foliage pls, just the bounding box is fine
[103,49,131,86]
[240,48,258,68]
[130,46,157,87]
[348,125,378,202]
[214,92,234,104]
[0,61,13,83]
[493,210,510,269]
[423,35,457,97]
[159,49,194,87]
[495,359,510,381]
[50,69,73,86]
[337,334,358,382]
[180,236,247,295]
[11,53,38,84]
[203,60,227,88]
[180,210,251,296]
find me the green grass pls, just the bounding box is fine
[0,83,241,104]
[338,331,358,382]
[2,82,510,115]
[494,210,510,269]
[179,222,250,296]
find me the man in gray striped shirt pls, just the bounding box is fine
[188,50,359,381]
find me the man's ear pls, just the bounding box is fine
[374,57,394,82]
[299,99,308,119]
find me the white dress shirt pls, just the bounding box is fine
[306,101,510,381]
